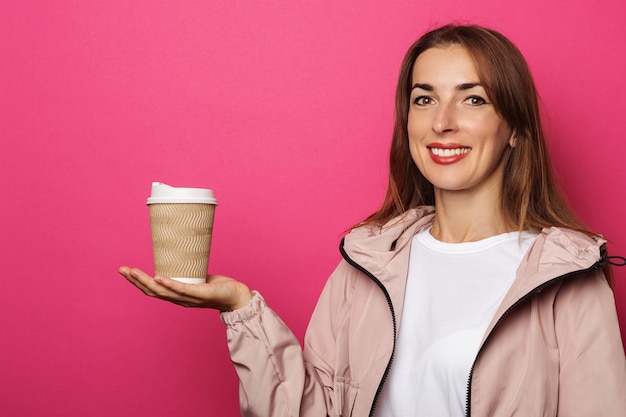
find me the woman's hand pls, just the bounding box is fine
[118,266,253,312]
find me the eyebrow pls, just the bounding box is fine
[411,82,483,92]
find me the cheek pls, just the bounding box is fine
[492,124,514,153]
[407,114,435,170]
[406,127,420,154]
[407,114,428,145]
[407,108,422,129]
[407,136,428,173]
[478,115,512,146]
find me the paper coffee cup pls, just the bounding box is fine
[147,182,218,284]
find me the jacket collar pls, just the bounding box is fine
[492,226,606,326]
[342,206,435,280]
[341,206,435,326]
[344,206,604,285]
[342,206,605,329]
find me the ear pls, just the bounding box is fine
[509,131,517,148]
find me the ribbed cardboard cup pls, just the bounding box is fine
[147,183,218,284]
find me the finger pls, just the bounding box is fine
[119,266,151,283]
[130,272,206,305]
[121,267,163,297]
[119,267,215,307]
[118,266,131,276]
[155,276,241,309]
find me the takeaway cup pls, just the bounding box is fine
[146,182,218,284]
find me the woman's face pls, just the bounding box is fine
[407,45,515,197]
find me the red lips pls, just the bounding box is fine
[427,143,471,165]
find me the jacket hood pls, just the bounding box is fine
[342,206,435,279]
[341,206,435,328]
[493,226,606,330]
[342,206,606,332]
[344,206,605,284]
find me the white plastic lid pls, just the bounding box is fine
[146,182,218,205]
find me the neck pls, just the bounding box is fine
[430,187,516,243]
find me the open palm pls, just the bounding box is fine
[118,266,253,311]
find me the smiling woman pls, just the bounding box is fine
[407,45,515,222]
[365,25,589,239]
[119,24,626,417]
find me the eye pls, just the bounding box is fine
[464,95,489,106]
[412,96,434,106]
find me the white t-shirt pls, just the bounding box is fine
[373,227,538,417]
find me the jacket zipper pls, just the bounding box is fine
[339,239,396,417]
[464,252,607,417]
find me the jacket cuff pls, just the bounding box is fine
[220,290,265,326]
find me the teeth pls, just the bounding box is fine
[430,147,470,156]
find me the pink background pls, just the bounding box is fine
[2,1,625,416]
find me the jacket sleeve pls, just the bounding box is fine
[554,270,626,416]
[220,291,328,417]
[220,262,355,417]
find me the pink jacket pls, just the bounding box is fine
[221,207,626,416]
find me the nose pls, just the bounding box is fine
[432,101,457,134]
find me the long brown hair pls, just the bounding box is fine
[361,24,591,237]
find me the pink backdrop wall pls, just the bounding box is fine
[2,1,625,416]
